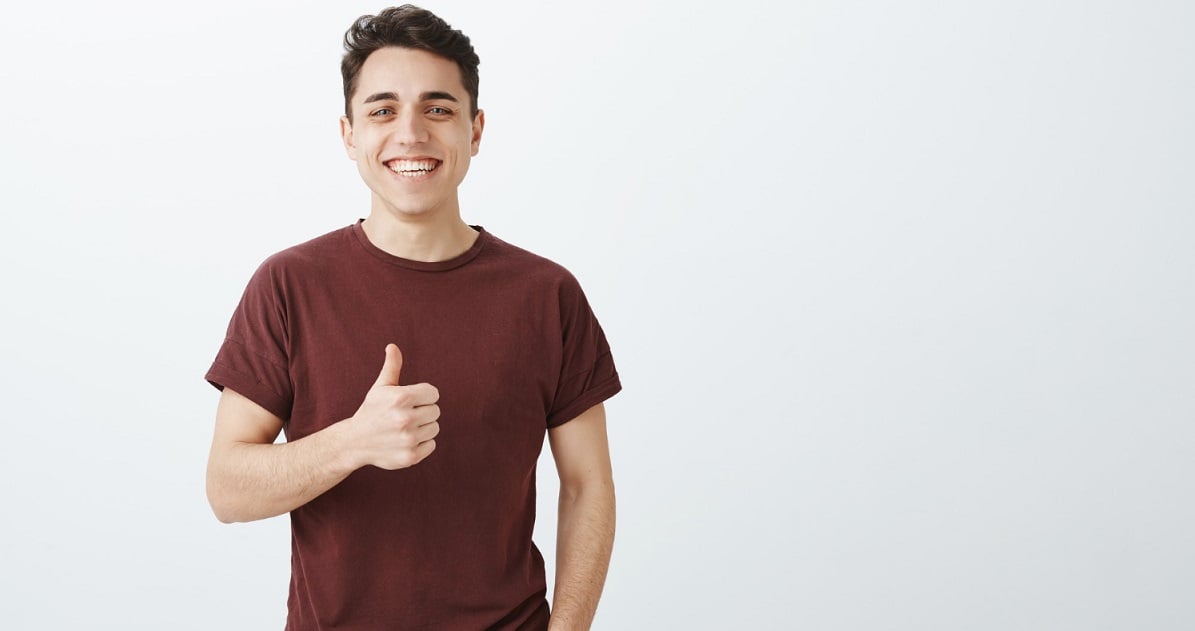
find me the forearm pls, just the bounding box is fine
[207,420,358,523]
[550,481,616,631]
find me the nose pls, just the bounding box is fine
[391,107,429,145]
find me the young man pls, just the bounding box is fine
[204,6,621,630]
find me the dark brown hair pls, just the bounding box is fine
[341,5,480,120]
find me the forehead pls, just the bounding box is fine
[354,46,466,101]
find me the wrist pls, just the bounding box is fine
[323,417,363,476]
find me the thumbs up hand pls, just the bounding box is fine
[347,343,441,470]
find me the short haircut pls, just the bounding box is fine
[341,5,481,120]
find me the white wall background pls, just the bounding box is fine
[1,0,1191,628]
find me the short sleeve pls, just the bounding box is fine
[546,272,622,428]
[204,258,294,421]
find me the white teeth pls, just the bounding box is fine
[389,159,439,174]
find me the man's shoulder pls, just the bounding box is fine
[483,230,579,287]
[257,223,354,273]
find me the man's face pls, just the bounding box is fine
[340,46,484,219]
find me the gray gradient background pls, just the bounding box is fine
[1,0,1191,628]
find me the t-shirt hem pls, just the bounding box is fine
[205,361,292,421]
[546,373,622,429]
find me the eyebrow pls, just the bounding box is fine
[362,91,460,104]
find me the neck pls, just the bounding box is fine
[361,202,479,263]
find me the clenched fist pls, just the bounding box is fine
[346,343,441,470]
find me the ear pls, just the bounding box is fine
[339,115,357,160]
[470,109,485,157]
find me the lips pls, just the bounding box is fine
[386,158,442,177]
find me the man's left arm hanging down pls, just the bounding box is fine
[546,402,616,631]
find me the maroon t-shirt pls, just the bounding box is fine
[205,220,621,630]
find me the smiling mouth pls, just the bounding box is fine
[387,159,442,177]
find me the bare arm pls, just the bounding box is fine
[206,388,354,523]
[205,343,440,523]
[546,402,616,631]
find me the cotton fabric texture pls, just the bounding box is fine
[205,220,621,630]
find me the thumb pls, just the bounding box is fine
[373,343,403,387]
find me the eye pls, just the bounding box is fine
[370,107,394,117]
[428,106,454,116]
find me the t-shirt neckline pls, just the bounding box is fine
[350,218,489,272]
